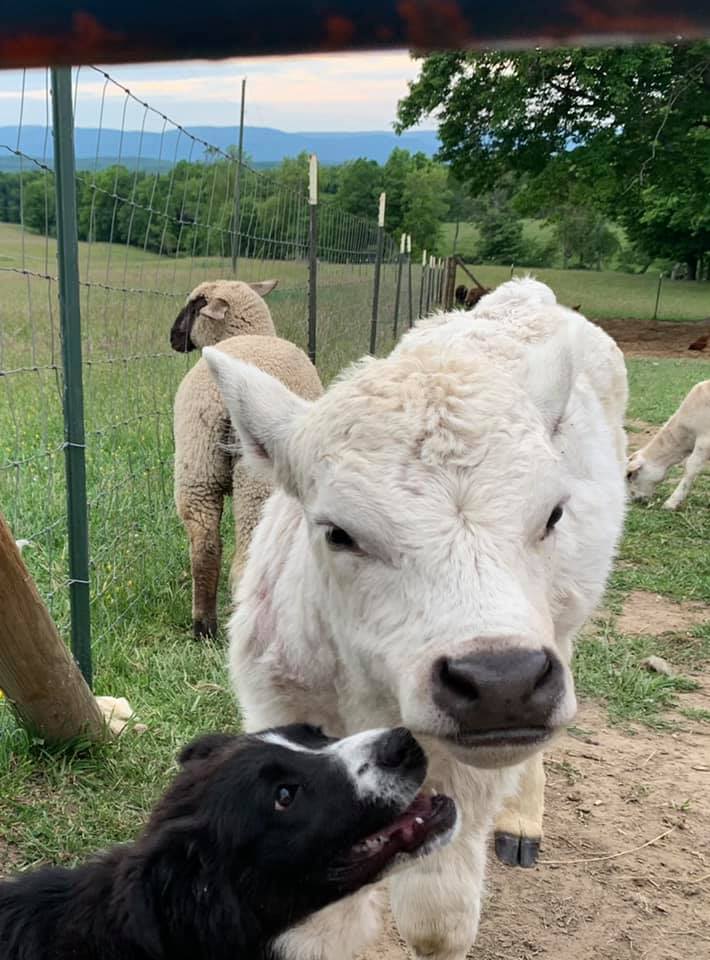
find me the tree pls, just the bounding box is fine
[472,177,524,263]
[337,159,383,220]
[401,162,451,253]
[551,206,619,270]
[22,176,56,235]
[396,42,710,275]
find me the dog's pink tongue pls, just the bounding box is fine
[400,822,416,847]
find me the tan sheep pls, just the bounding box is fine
[171,281,322,638]
[627,378,710,510]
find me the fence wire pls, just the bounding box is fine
[0,66,438,683]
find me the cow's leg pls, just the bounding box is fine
[177,493,224,639]
[493,752,545,867]
[663,443,708,510]
[390,803,487,960]
[272,886,386,960]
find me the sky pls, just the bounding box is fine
[0,51,430,132]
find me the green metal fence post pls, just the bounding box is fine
[51,67,92,685]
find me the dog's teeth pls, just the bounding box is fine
[415,816,424,825]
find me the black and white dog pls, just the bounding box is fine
[0,724,456,960]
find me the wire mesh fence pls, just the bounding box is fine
[0,66,442,688]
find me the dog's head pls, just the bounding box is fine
[130,725,456,953]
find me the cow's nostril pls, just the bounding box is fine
[438,657,480,702]
[533,652,554,691]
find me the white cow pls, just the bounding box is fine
[204,279,628,960]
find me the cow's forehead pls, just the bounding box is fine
[301,346,548,468]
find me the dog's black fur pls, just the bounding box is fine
[0,725,448,960]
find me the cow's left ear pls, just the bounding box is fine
[202,346,310,494]
[524,313,582,434]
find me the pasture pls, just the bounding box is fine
[1,217,709,957]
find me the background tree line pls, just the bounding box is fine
[2,40,707,278]
[0,148,452,261]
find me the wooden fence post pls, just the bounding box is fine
[0,511,104,743]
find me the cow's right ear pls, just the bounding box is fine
[202,347,311,493]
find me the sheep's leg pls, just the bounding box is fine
[663,443,708,510]
[390,796,486,960]
[178,497,224,638]
[229,462,272,595]
[493,751,545,867]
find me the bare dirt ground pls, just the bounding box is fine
[594,317,710,360]
[617,590,710,637]
[362,698,710,960]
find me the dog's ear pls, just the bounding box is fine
[170,295,206,353]
[177,732,237,768]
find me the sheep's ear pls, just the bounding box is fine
[247,279,278,298]
[625,454,643,481]
[203,347,310,491]
[201,297,230,322]
[524,319,581,435]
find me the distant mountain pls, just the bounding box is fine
[0,125,440,169]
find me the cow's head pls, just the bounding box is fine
[204,331,595,771]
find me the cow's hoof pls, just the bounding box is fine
[495,832,540,868]
[192,618,217,639]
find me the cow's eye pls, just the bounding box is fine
[274,785,299,811]
[325,526,358,552]
[544,504,564,537]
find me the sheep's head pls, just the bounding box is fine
[626,450,665,501]
[170,279,277,352]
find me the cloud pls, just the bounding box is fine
[0,52,425,133]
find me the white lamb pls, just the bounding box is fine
[171,280,323,637]
[203,277,628,960]
[627,378,710,509]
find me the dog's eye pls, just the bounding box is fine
[325,526,358,552]
[274,785,299,811]
[544,504,564,537]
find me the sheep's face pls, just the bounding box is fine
[170,280,277,352]
[626,452,665,500]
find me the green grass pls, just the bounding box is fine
[626,357,710,423]
[1,219,710,873]
[574,632,700,729]
[575,623,710,730]
[453,261,710,321]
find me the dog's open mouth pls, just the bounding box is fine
[346,793,456,880]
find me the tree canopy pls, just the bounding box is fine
[396,42,710,275]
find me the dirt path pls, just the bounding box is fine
[362,699,710,960]
[594,317,710,359]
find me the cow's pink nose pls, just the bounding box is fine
[431,648,564,733]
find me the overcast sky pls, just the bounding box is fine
[0,51,431,133]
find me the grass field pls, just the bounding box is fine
[1,220,709,874]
